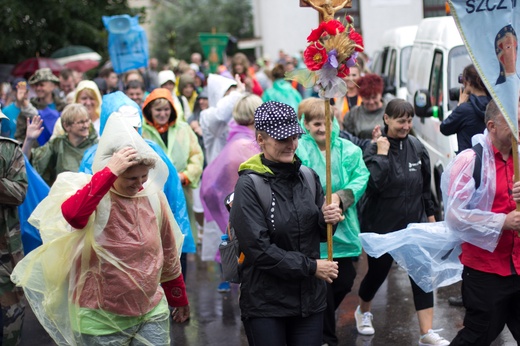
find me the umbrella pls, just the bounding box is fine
[51,45,102,72]
[11,57,63,79]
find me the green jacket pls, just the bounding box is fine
[142,122,203,188]
[296,117,369,258]
[0,137,27,294]
[261,79,303,113]
[31,132,98,186]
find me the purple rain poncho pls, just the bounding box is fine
[200,121,260,260]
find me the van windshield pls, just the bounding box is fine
[448,45,472,110]
[400,46,412,86]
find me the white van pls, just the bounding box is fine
[406,16,472,219]
[372,25,417,99]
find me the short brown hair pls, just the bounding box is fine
[358,74,384,98]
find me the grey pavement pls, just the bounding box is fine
[20,252,514,346]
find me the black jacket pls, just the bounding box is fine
[360,135,434,234]
[229,154,330,319]
[440,94,491,152]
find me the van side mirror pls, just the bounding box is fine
[414,90,432,118]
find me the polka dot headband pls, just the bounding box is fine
[254,101,305,140]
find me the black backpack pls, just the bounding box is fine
[471,143,483,189]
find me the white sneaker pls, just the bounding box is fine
[354,305,375,335]
[419,329,450,346]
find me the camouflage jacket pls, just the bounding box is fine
[0,137,27,292]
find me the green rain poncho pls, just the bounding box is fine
[296,115,369,258]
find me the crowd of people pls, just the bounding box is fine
[0,50,518,346]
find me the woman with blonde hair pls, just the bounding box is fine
[200,94,262,291]
[52,80,103,137]
[22,103,98,186]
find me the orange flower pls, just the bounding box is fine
[304,42,327,71]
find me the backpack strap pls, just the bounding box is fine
[299,165,316,202]
[248,166,317,215]
[471,143,483,190]
[248,174,272,214]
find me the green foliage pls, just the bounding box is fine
[151,0,253,64]
[0,0,145,64]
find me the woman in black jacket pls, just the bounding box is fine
[440,64,491,152]
[355,99,449,346]
[229,101,343,346]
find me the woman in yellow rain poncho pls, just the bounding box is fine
[12,113,189,346]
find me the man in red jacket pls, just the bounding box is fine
[444,99,520,345]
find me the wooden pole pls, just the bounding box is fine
[300,0,353,260]
[512,134,520,211]
[325,99,333,260]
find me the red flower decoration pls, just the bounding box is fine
[307,25,325,42]
[307,20,345,42]
[304,42,327,71]
[323,20,345,35]
[337,64,350,78]
[349,30,364,52]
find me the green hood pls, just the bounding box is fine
[298,111,341,143]
[238,154,274,175]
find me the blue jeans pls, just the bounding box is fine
[243,312,324,346]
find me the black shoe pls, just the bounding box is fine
[448,295,463,307]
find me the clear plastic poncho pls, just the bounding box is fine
[11,114,184,345]
[359,132,506,292]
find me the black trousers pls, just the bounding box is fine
[322,257,356,346]
[450,266,520,346]
[243,312,324,346]
[358,253,433,311]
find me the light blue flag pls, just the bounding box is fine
[449,0,519,140]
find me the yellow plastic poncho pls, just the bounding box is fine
[11,114,184,345]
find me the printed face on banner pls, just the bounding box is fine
[495,25,518,84]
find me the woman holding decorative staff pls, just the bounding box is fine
[296,97,369,346]
[355,99,449,346]
[229,101,343,345]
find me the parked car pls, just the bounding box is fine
[407,16,471,219]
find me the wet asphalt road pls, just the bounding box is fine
[20,252,514,346]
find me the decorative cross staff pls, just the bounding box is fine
[293,0,363,260]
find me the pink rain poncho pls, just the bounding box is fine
[200,120,260,261]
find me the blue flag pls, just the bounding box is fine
[102,15,149,74]
[449,0,519,140]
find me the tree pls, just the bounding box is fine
[0,0,144,64]
[151,0,253,64]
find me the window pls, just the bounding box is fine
[400,46,413,86]
[447,45,471,110]
[429,50,444,119]
[423,0,447,18]
[336,1,361,35]
[387,49,397,90]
